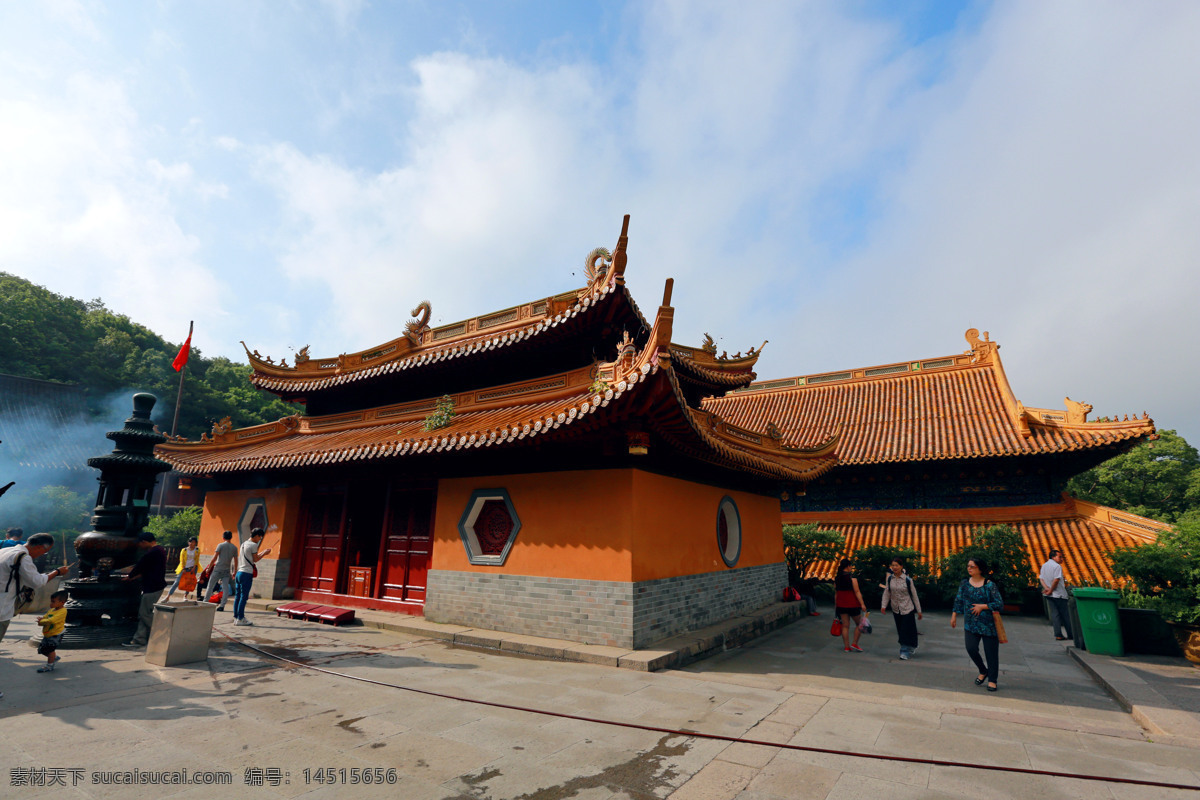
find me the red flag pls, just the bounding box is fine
[172,329,192,372]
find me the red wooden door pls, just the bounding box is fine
[297,487,346,593]
[378,489,434,603]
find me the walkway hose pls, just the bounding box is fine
[218,630,1200,792]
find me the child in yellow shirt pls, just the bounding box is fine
[36,590,68,673]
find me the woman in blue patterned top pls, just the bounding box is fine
[951,558,1004,692]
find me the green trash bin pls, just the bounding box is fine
[1072,587,1124,656]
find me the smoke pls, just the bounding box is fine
[0,387,166,534]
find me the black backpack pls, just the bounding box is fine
[5,552,36,613]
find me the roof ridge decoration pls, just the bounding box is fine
[964,328,998,364]
[731,328,1006,395]
[405,301,432,345]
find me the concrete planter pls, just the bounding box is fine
[1118,607,1181,657]
[145,601,217,666]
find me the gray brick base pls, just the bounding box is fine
[200,555,290,600]
[425,562,786,648]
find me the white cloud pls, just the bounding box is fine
[3,0,1195,445]
[782,1,1200,437]
[250,52,623,355]
[0,63,225,345]
[250,7,918,358]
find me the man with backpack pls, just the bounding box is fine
[1,533,69,699]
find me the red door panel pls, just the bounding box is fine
[297,489,345,593]
[380,490,433,603]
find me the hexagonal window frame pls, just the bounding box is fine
[716,496,742,568]
[238,497,269,549]
[458,488,521,566]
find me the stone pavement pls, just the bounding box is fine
[1069,647,1200,747]
[1,604,1198,800]
[242,597,805,672]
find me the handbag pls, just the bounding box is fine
[859,612,872,634]
[179,571,197,593]
[994,612,1008,644]
[830,619,843,637]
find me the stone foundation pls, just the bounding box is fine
[425,562,785,649]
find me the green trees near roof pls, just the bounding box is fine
[1068,429,1200,523]
[0,272,298,440]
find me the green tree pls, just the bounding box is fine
[1068,430,1200,523]
[1111,516,1200,623]
[144,506,203,549]
[0,272,300,440]
[781,524,845,585]
[937,525,1037,606]
[849,545,931,608]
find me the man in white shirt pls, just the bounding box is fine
[233,528,272,626]
[1,533,69,700]
[1040,549,1072,641]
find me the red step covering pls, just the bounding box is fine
[274,601,306,617]
[271,601,355,626]
[315,607,355,626]
[287,603,323,619]
[301,605,335,621]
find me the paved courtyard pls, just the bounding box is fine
[2,606,1198,800]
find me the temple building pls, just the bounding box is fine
[705,330,1163,585]
[156,218,839,648]
[157,220,1161,641]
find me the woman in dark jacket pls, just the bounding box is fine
[951,557,1004,691]
[834,558,868,653]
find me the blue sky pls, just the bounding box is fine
[2,1,1198,445]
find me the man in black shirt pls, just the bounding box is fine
[122,531,168,648]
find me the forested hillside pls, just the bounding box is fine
[0,272,298,438]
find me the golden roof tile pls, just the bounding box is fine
[786,498,1165,586]
[706,330,1155,463]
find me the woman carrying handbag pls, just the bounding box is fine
[834,559,868,653]
[950,557,1005,691]
[164,536,200,601]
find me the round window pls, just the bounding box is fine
[716,496,741,567]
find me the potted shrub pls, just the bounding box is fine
[849,544,931,610]
[1110,516,1200,663]
[781,524,844,589]
[935,525,1037,610]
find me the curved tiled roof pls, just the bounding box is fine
[787,499,1164,586]
[669,346,758,389]
[250,280,650,396]
[705,346,1154,464]
[158,325,837,483]
[246,217,648,400]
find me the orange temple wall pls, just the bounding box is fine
[433,468,783,582]
[198,487,303,559]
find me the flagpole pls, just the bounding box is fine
[170,321,192,440]
[157,320,192,516]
